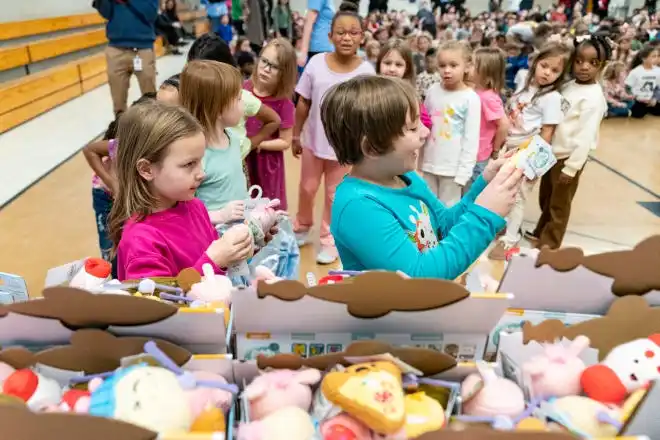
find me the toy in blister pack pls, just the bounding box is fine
[0,272,29,304]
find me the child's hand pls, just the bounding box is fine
[483,150,515,182]
[206,224,253,268]
[292,138,303,158]
[475,161,524,218]
[223,200,246,222]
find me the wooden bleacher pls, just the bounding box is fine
[0,7,208,135]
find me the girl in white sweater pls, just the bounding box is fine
[421,41,481,207]
[529,35,609,250]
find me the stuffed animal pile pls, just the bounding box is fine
[236,334,660,440]
[0,341,238,436]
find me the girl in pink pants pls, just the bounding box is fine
[291,6,375,264]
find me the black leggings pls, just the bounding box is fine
[631,100,660,118]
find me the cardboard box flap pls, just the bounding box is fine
[0,329,192,373]
[499,237,660,314]
[622,381,660,437]
[0,288,229,353]
[0,406,157,440]
[415,428,579,439]
[4,287,177,328]
[521,296,660,361]
[235,275,512,334]
[254,341,457,376]
[255,272,470,318]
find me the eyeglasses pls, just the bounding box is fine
[334,29,363,38]
[259,57,280,71]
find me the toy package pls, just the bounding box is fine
[511,135,557,179]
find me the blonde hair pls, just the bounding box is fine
[180,60,242,136]
[438,40,472,63]
[321,75,418,165]
[376,39,416,83]
[602,60,625,81]
[253,38,297,98]
[108,101,203,256]
[473,47,506,91]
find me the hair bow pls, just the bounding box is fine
[576,34,591,43]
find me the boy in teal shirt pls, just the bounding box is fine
[324,76,524,280]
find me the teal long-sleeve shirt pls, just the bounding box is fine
[331,172,505,280]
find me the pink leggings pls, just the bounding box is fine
[294,148,349,247]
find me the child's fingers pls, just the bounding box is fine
[502,168,524,190]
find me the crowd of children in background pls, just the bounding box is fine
[83,0,660,283]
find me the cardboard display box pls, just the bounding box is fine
[232,272,514,362]
[0,329,237,440]
[0,287,230,354]
[498,236,660,315]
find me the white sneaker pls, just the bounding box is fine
[295,230,311,247]
[316,247,338,265]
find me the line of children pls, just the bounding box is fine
[489,42,573,260]
[529,35,609,250]
[292,2,375,265]
[421,41,481,207]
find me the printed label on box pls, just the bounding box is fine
[0,272,29,304]
[236,332,487,362]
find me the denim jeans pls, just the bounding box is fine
[608,101,633,117]
[92,188,118,279]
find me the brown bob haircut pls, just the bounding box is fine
[180,59,242,135]
[321,75,419,166]
[376,38,416,84]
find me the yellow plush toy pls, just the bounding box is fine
[321,361,406,435]
[403,391,445,438]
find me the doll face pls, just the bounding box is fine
[113,366,191,432]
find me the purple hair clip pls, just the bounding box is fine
[143,341,239,394]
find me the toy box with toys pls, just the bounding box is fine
[232,271,514,362]
[1,258,241,353]
[0,328,239,439]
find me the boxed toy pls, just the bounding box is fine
[232,272,514,362]
[498,236,660,314]
[0,272,29,304]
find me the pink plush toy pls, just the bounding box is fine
[460,362,525,418]
[186,370,234,419]
[522,335,590,400]
[188,263,234,305]
[238,406,316,440]
[243,368,322,420]
[321,413,374,440]
[247,199,285,248]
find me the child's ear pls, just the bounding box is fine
[136,158,156,181]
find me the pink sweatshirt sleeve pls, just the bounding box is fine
[419,103,432,129]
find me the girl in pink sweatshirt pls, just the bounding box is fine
[108,101,254,281]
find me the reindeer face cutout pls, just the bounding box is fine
[407,202,439,252]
